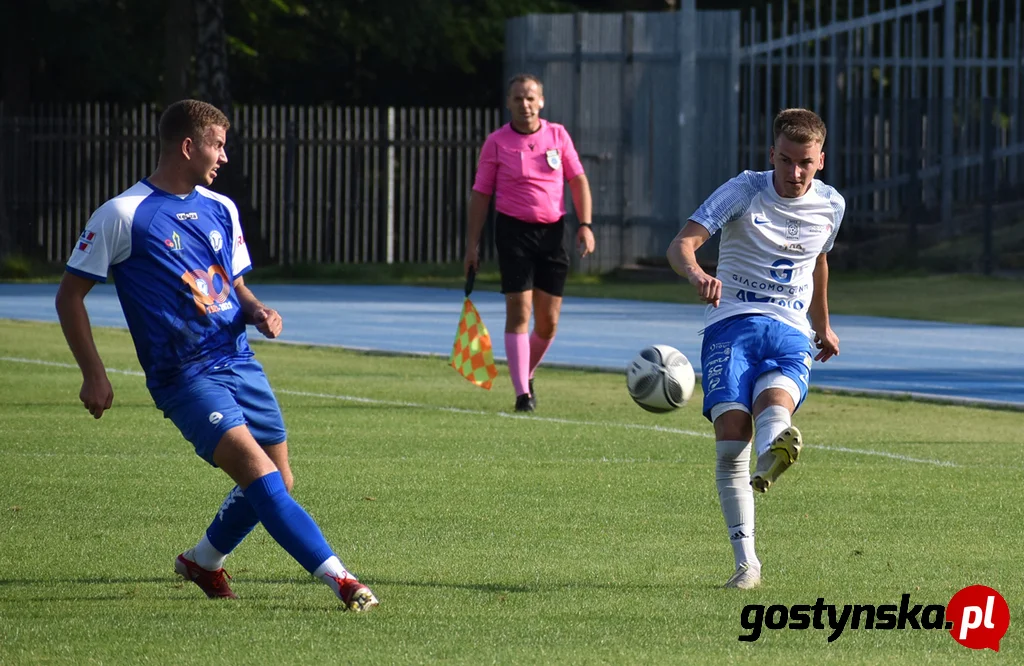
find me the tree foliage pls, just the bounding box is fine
[8,0,975,108]
[222,0,576,106]
[2,0,581,108]
[1,0,164,107]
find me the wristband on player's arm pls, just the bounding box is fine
[578,221,593,230]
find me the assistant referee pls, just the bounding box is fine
[464,74,595,412]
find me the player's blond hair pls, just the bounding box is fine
[773,108,826,146]
[159,99,231,147]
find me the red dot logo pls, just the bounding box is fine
[946,585,1010,651]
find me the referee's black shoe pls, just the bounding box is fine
[515,393,534,412]
[528,378,537,410]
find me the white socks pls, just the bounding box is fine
[713,406,792,571]
[192,534,228,571]
[716,439,759,570]
[192,538,352,593]
[313,556,351,584]
[754,405,792,457]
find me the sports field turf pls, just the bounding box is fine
[1,319,1021,664]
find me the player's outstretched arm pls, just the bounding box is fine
[667,221,721,307]
[234,276,283,339]
[809,252,840,362]
[55,272,114,419]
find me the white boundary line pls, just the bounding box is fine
[6,316,1023,411]
[0,355,959,468]
[266,339,1024,412]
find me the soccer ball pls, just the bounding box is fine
[626,344,696,413]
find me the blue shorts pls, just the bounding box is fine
[150,357,287,466]
[700,314,813,422]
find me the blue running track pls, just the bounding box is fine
[1,283,1021,408]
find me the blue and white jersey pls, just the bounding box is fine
[66,180,253,388]
[690,170,845,337]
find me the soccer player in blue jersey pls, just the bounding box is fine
[667,108,844,590]
[54,99,378,611]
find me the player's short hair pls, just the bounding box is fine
[773,108,826,146]
[506,73,543,96]
[159,99,231,146]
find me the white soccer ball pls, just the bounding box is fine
[626,344,696,413]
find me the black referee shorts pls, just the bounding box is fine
[494,212,570,297]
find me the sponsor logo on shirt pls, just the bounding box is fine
[164,231,183,252]
[753,215,771,226]
[176,212,199,221]
[182,265,234,315]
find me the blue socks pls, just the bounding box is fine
[241,471,336,573]
[205,485,260,556]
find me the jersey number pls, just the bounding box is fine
[182,265,232,315]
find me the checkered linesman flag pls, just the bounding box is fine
[449,269,498,390]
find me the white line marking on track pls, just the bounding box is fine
[0,356,960,468]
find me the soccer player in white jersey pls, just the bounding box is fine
[667,108,844,590]
[54,100,378,611]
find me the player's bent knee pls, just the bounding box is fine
[261,441,293,491]
[715,424,753,443]
[277,464,294,493]
[212,426,279,489]
[712,407,753,442]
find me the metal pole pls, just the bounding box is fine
[621,12,634,269]
[678,0,698,228]
[940,0,956,234]
[908,98,923,269]
[747,7,757,167]
[827,0,839,184]
[982,97,995,275]
[386,107,396,265]
[1012,0,1021,186]
[0,103,9,259]
[284,118,297,265]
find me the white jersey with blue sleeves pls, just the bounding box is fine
[690,170,846,337]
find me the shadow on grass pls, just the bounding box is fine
[0,576,680,595]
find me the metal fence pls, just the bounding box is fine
[505,6,742,272]
[506,0,1024,272]
[4,0,1023,273]
[740,0,1024,233]
[0,103,503,266]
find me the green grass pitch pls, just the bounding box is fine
[1,319,1021,664]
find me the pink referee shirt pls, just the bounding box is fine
[472,119,585,224]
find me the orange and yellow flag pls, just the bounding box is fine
[449,271,498,390]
